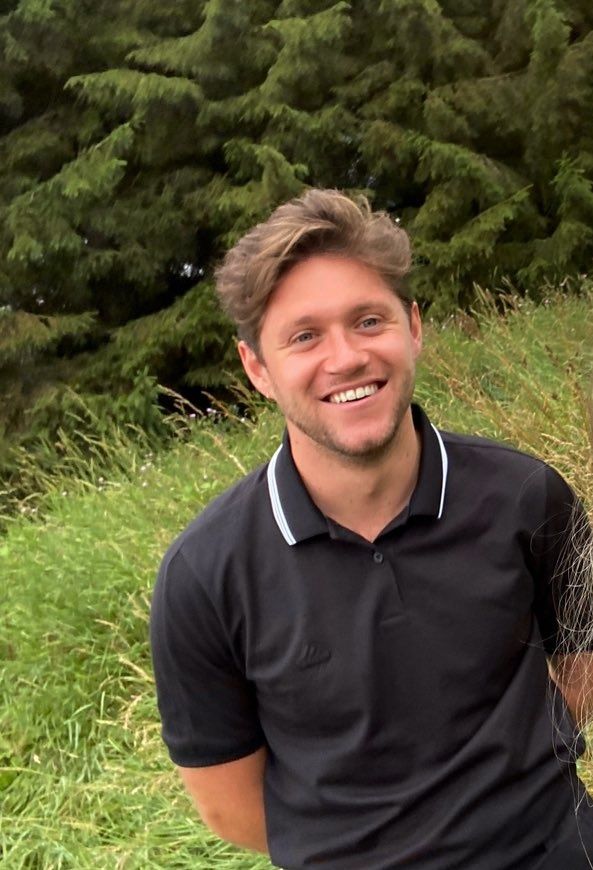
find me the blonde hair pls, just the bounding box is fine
[550,395,593,778]
[215,188,413,349]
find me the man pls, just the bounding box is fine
[151,189,593,869]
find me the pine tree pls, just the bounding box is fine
[1,0,593,484]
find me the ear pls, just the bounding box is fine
[409,301,423,359]
[238,340,275,400]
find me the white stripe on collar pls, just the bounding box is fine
[267,425,449,543]
[267,445,297,545]
[430,423,448,519]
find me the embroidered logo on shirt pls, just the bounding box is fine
[297,643,332,670]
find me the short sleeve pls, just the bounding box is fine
[530,465,592,656]
[150,546,265,767]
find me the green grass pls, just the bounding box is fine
[1,417,281,869]
[1,290,593,868]
[417,290,593,505]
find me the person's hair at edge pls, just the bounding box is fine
[552,394,593,780]
[215,188,413,352]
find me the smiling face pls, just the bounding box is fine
[238,255,422,465]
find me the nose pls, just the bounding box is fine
[324,328,369,375]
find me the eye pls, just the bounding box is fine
[359,316,381,329]
[291,330,315,345]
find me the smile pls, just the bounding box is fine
[327,383,381,404]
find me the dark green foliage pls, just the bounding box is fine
[2,0,593,502]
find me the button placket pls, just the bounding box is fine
[368,547,404,616]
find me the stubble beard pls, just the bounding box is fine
[283,371,415,467]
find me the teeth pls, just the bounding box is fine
[329,383,379,404]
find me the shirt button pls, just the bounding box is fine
[373,551,384,564]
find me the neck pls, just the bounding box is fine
[289,408,421,542]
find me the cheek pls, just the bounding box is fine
[280,356,319,389]
[395,339,418,364]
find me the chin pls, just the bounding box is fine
[324,430,399,462]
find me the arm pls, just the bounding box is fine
[549,653,593,729]
[150,546,268,848]
[530,465,593,728]
[178,746,268,853]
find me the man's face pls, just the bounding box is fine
[239,255,422,463]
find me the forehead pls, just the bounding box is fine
[263,255,398,324]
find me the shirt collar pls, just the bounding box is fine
[266,404,449,546]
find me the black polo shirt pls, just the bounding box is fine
[151,405,592,870]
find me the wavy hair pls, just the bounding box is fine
[215,188,413,350]
[550,395,593,821]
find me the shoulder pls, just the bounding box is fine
[438,427,576,511]
[177,461,270,548]
[441,427,552,474]
[155,459,272,595]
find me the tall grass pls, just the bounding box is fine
[417,290,593,507]
[1,291,593,868]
